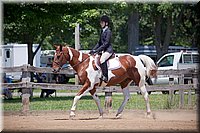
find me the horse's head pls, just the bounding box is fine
[52,45,70,72]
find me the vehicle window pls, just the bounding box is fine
[183,54,192,63]
[193,55,199,63]
[158,55,174,67]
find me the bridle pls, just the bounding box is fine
[53,51,68,72]
[53,50,90,72]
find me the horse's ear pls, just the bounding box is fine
[63,43,68,48]
[60,45,63,51]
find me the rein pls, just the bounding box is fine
[54,49,91,72]
[71,55,90,68]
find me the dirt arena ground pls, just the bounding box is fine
[3,109,199,132]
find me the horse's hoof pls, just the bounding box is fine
[69,111,76,119]
[146,112,152,118]
[69,114,75,120]
[116,113,122,119]
[69,116,74,119]
[98,115,103,119]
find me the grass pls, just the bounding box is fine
[2,93,197,111]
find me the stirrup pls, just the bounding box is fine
[101,75,108,83]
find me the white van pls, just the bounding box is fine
[151,51,199,85]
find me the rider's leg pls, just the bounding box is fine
[100,62,108,82]
[100,52,112,82]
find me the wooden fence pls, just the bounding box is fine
[1,64,198,113]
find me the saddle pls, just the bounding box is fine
[93,53,121,71]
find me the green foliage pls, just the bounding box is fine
[4,3,197,54]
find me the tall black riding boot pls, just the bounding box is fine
[100,62,108,82]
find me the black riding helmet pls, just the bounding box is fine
[100,15,110,26]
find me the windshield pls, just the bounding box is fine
[158,55,174,67]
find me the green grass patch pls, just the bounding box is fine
[3,93,197,111]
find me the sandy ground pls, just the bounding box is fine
[2,109,198,132]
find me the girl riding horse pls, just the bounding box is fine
[52,45,157,119]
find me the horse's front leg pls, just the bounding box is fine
[70,82,90,118]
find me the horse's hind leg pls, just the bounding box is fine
[139,79,151,116]
[89,89,103,118]
[116,79,131,118]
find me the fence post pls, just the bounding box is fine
[179,74,184,109]
[168,75,174,106]
[21,65,31,114]
[192,71,198,93]
[192,71,198,109]
[104,87,112,112]
[188,91,192,108]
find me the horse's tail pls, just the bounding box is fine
[138,55,158,78]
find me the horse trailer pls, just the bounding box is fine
[1,43,41,80]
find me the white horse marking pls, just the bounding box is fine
[86,56,116,87]
[131,56,146,78]
[86,56,100,84]
[70,85,94,112]
[131,55,151,114]
[138,54,157,77]
[67,47,73,61]
[78,51,83,62]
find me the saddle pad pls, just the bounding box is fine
[107,57,121,70]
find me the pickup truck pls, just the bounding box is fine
[151,51,199,94]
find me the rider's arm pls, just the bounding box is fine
[95,29,111,53]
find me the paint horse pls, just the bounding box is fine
[52,45,157,118]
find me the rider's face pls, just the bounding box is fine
[100,21,106,28]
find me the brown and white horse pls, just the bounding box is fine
[52,45,157,118]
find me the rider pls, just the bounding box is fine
[89,15,114,83]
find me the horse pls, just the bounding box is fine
[52,45,157,119]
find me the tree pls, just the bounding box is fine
[4,3,64,65]
[148,3,197,59]
[127,7,139,54]
[4,3,96,65]
[4,2,198,63]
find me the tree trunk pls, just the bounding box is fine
[128,11,139,55]
[26,33,46,66]
[163,15,173,55]
[153,14,173,60]
[27,42,34,66]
